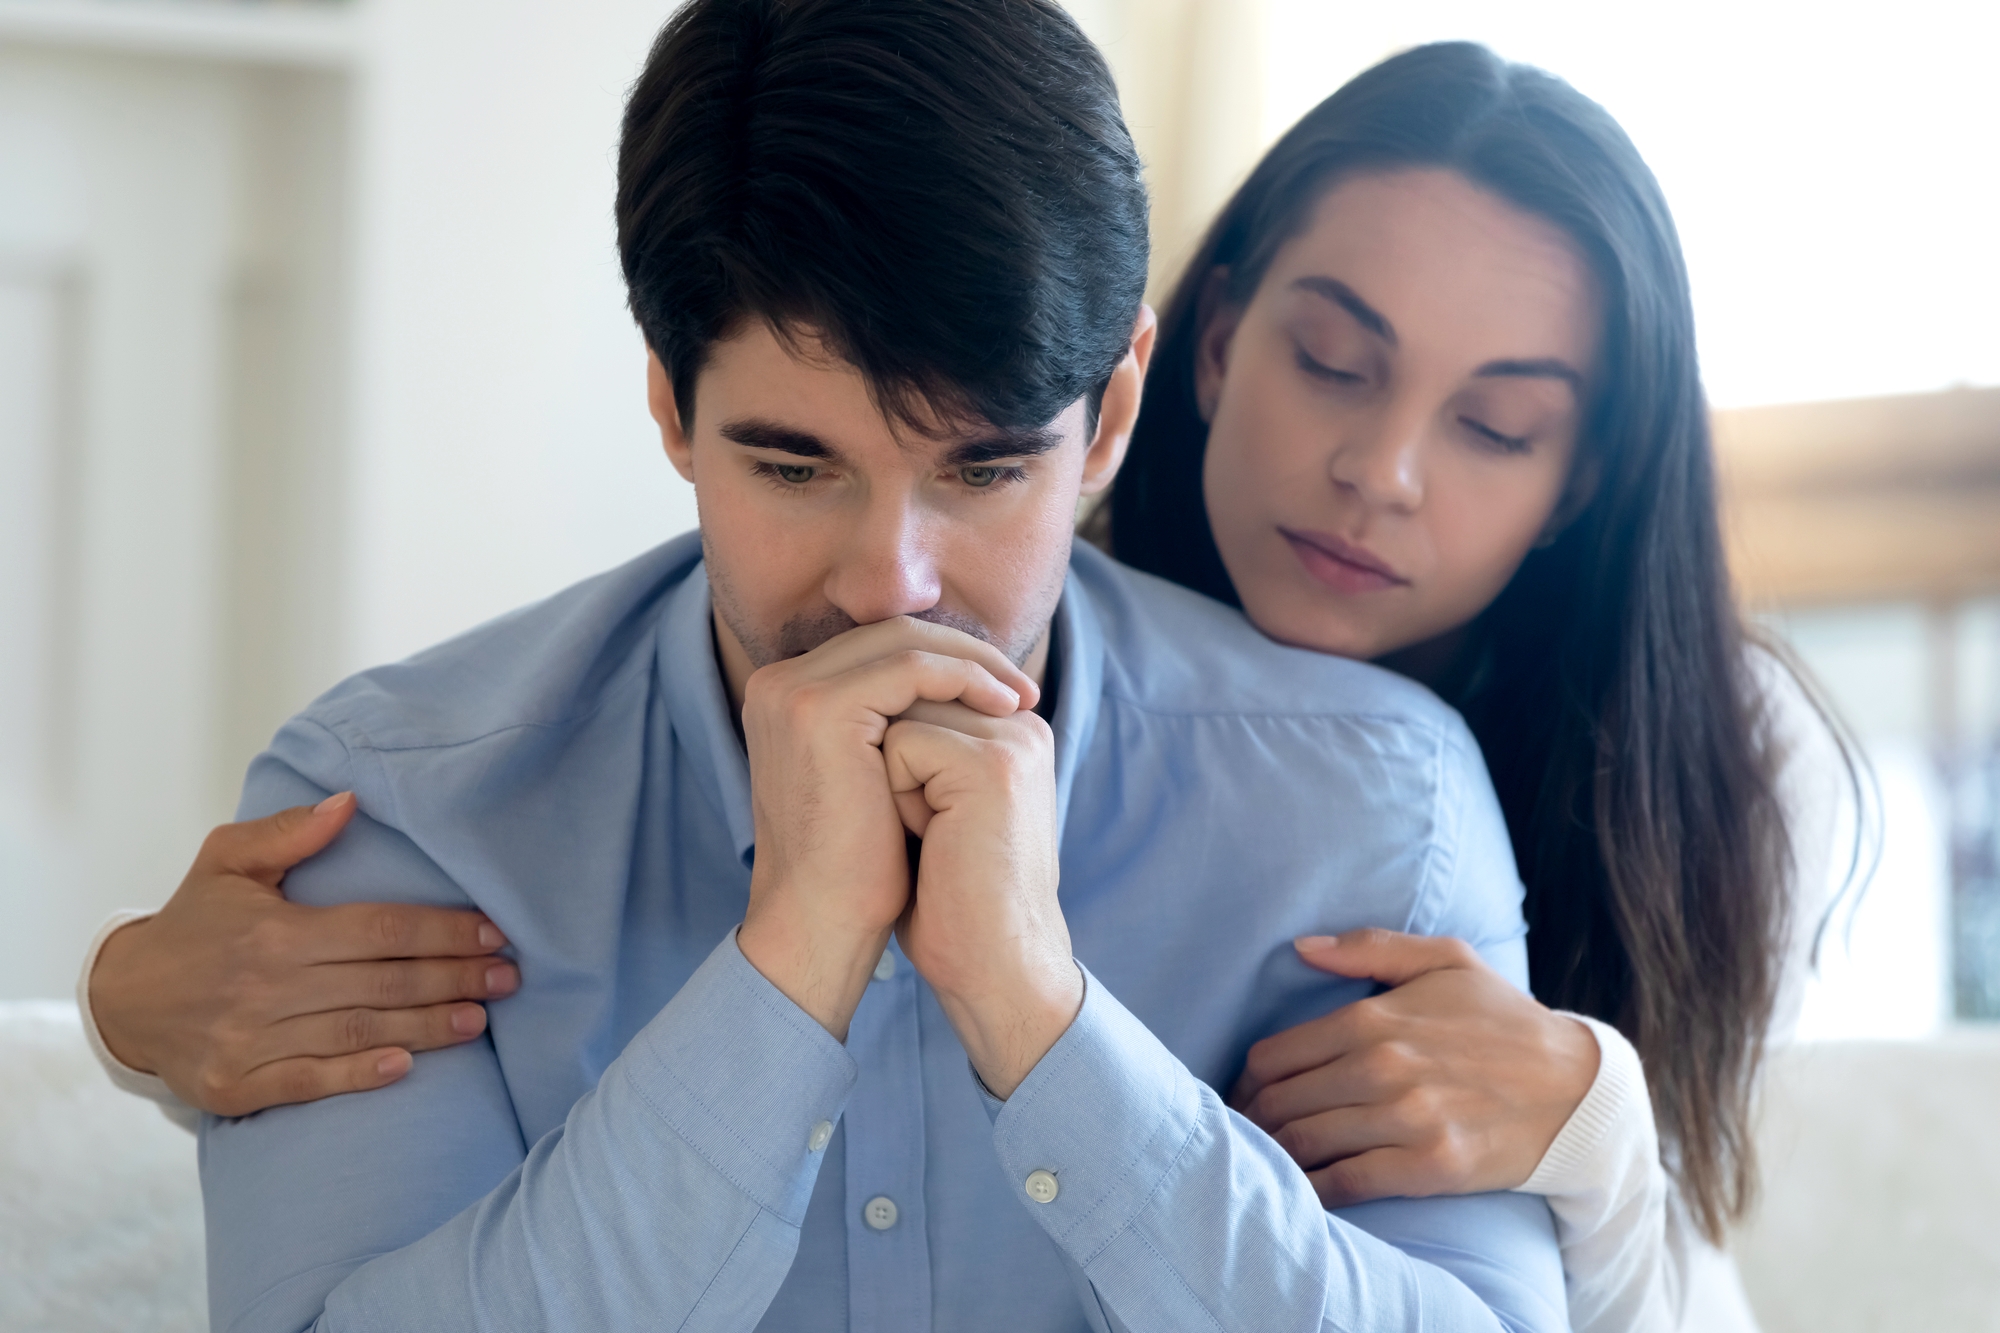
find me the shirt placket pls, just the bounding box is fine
[842,938,933,1332]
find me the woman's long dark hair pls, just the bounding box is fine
[1107,41,1797,1242]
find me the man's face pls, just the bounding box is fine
[651,319,1151,700]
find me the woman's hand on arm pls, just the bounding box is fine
[87,792,519,1117]
[1231,929,1600,1208]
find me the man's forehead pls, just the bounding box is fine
[701,323,1080,467]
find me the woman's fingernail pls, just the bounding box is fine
[376,1051,408,1077]
[1296,934,1341,951]
[485,964,518,995]
[451,1005,485,1035]
[314,791,352,815]
[477,922,507,950]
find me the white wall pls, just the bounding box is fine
[0,1,700,998]
[0,45,271,997]
[343,0,696,672]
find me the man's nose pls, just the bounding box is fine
[1327,401,1426,512]
[822,494,943,624]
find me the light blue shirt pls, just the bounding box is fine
[200,532,1566,1333]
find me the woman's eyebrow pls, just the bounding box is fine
[1474,357,1586,397]
[1290,276,1396,345]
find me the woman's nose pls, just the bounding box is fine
[1327,407,1425,511]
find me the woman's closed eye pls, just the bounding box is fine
[1459,417,1533,454]
[1294,344,1366,385]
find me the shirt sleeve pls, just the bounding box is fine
[200,722,857,1333]
[987,721,1569,1333]
[74,910,201,1134]
[990,970,1568,1333]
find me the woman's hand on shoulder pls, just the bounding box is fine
[88,793,518,1118]
[1230,929,1599,1208]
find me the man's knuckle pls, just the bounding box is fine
[1358,1042,1407,1085]
[1271,1119,1312,1160]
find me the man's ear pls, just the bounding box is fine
[1078,304,1158,498]
[648,349,696,484]
[1192,268,1242,426]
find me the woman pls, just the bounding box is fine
[82,39,1849,1333]
[1098,40,1854,1332]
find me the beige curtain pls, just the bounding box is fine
[1066,0,1272,304]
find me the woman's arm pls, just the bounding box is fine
[1232,930,1677,1333]
[80,795,517,1118]
[1231,931,1600,1204]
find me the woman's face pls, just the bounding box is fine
[1198,168,1601,666]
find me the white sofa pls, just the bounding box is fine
[0,1001,205,1333]
[2,999,1996,1331]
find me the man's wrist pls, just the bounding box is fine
[935,957,1084,1099]
[736,908,891,1043]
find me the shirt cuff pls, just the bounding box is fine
[989,964,1203,1260]
[620,926,859,1226]
[75,911,199,1133]
[1518,1012,1649,1196]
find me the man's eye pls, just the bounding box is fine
[772,463,816,484]
[959,465,1003,488]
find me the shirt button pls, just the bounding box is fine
[1024,1170,1060,1204]
[872,951,897,982]
[807,1120,833,1153]
[863,1195,899,1230]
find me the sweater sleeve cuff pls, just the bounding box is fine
[621,926,859,1226]
[75,911,200,1134]
[989,964,1202,1261]
[1518,1012,1648,1196]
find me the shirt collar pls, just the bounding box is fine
[657,544,1109,868]
[658,564,760,867]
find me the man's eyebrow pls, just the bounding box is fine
[1474,357,1586,396]
[718,419,848,464]
[940,425,1065,468]
[1291,276,1396,346]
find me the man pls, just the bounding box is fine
[153,2,1564,1329]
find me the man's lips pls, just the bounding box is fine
[1279,527,1409,594]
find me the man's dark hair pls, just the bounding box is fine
[617,0,1149,436]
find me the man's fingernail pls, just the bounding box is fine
[314,791,351,815]
[485,964,517,995]
[477,922,507,949]
[451,1006,485,1035]
[1296,935,1341,951]
[376,1052,407,1077]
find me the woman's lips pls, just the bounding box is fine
[1279,527,1408,594]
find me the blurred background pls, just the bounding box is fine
[0,0,1996,1329]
